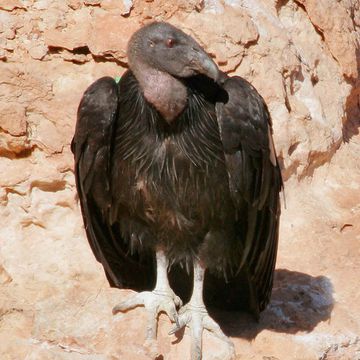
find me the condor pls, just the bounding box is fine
[71,22,282,360]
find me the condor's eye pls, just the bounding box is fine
[166,38,175,48]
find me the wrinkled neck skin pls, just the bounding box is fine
[131,60,188,123]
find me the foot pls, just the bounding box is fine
[169,303,235,360]
[112,289,182,341]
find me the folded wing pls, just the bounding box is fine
[216,76,283,315]
[71,76,153,290]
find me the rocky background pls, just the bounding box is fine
[0,0,359,359]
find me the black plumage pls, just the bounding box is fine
[71,22,282,348]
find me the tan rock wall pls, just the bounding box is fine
[0,1,359,359]
[1,0,358,179]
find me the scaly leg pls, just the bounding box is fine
[169,260,235,360]
[113,249,182,341]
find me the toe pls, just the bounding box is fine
[174,294,183,308]
[159,300,178,323]
[191,344,202,360]
[202,316,222,334]
[145,306,159,341]
[203,316,234,347]
[112,293,145,314]
[178,303,189,315]
[190,325,202,360]
[168,310,191,335]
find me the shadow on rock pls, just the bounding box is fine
[210,268,334,339]
[342,47,360,142]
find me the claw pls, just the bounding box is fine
[175,315,180,329]
[168,324,180,335]
[169,317,182,335]
[169,305,192,335]
[174,295,183,308]
[112,289,181,341]
[169,304,235,360]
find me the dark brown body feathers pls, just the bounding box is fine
[72,70,282,315]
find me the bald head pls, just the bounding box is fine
[127,22,220,82]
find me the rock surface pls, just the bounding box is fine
[0,0,359,359]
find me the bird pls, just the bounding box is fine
[71,21,282,360]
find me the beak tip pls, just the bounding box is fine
[216,70,228,85]
[201,56,227,85]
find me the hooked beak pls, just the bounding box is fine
[190,46,227,85]
[198,54,220,81]
[190,44,219,80]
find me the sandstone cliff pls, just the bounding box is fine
[0,1,359,359]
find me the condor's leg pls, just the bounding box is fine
[169,260,235,360]
[112,249,182,341]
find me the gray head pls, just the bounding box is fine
[127,22,220,82]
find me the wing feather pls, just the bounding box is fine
[71,77,122,283]
[72,76,154,290]
[216,76,282,314]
